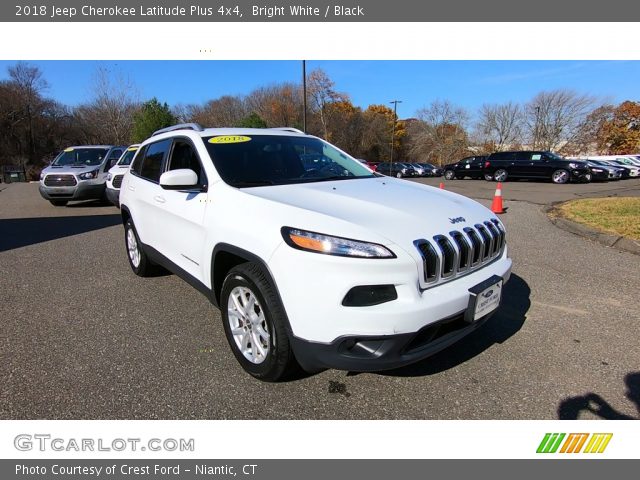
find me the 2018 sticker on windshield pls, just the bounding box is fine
[127,147,139,151]
[208,136,252,144]
[64,147,74,152]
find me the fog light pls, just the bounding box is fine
[342,285,398,307]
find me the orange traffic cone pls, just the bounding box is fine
[439,182,445,189]
[491,182,505,214]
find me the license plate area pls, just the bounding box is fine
[464,275,503,323]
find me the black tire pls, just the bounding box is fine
[484,173,494,181]
[444,170,455,180]
[49,200,68,207]
[551,169,570,184]
[124,218,154,277]
[221,262,299,382]
[493,169,508,182]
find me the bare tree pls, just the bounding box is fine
[185,95,246,127]
[74,67,139,144]
[476,102,523,152]
[407,100,470,165]
[7,62,49,161]
[526,89,597,152]
[306,68,348,139]
[245,83,303,128]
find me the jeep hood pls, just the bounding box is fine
[243,177,497,246]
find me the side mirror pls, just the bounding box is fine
[160,169,199,190]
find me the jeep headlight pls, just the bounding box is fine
[591,168,603,172]
[77,169,99,180]
[39,172,45,180]
[282,227,395,258]
[568,162,581,169]
[107,172,112,181]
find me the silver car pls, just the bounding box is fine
[39,145,125,206]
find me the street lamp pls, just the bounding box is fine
[389,100,402,175]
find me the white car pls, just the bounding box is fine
[119,124,512,381]
[105,144,140,207]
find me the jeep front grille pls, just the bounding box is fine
[44,174,77,187]
[112,174,124,188]
[414,218,506,287]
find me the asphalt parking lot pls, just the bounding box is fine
[1,180,639,420]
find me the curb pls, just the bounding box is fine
[545,203,640,256]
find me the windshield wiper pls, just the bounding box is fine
[232,180,275,188]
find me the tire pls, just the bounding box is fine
[493,169,508,182]
[395,172,403,178]
[124,218,154,277]
[221,262,299,382]
[49,200,68,207]
[484,173,494,181]
[551,169,570,184]
[444,170,455,180]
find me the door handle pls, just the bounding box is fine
[128,185,135,191]
[153,195,166,204]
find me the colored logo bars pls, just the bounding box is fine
[536,433,612,454]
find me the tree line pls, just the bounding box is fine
[1,62,638,180]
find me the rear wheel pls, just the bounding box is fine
[493,169,508,182]
[221,263,299,382]
[49,200,68,207]
[444,170,455,180]
[484,173,494,181]
[551,169,570,184]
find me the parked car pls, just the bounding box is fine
[443,156,487,180]
[604,160,640,178]
[412,162,442,177]
[483,151,591,184]
[106,144,141,207]
[39,145,126,206]
[356,159,378,172]
[586,161,622,182]
[408,163,428,176]
[120,124,512,381]
[590,160,632,179]
[377,162,416,178]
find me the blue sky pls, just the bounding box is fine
[0,60,638,119]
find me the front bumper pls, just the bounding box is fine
[291,307,497,372]
[39,182,105,201]
[269,237,512,347]
[105,187,120,207]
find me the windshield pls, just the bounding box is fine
[52,148,109,167]
[204,135,374,188]
[118,148,138,166]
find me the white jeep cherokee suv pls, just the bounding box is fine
[120,124,512,381]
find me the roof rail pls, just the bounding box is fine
[272,127,305,134]
[152,123,204,137]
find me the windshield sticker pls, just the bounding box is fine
[209,136,252,144]
[127,147,139,151]
[532,154,542,160]
[64,147,74,152]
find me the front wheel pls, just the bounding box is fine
[444,170,455,180]
[396,172,403,178]
[124,218,155,277]
[221,263,299,382]
[484,173,494,181]
[551,169,570,184]
[49,200,68,207]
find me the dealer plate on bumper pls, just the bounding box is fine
[464,274,503,323]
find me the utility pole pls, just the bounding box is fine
[302,60,307,134]
[389,100,402,175]
[534,105,540,149]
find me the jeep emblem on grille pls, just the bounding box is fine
[449,217,466,224]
